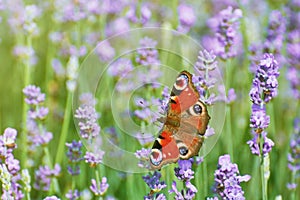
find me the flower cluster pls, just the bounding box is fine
[75,105,101,139]
[213,154,251,199]
[177,3,196,33]
[287,118,300,189]
[143,171,166,199]
[23,85,53,151]
[136,37,160,66]
[65,189,80,200]
[247,54,279,156]
[135,148,151,169]
[169,159,198,199]
[209,6,243,60]
[107,58,133,78]
[34,164,61,191]
[90,177,109,196]
[286,2,300,100]
[126,4,151,25]
[0,128,23,199]
[193,49,222,106]
[66,140,83,176]
[263,11,286,58]
[249,10,285,72]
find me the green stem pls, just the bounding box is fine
[202,160,208,197]
[26,192,31,200]
[55,90,73,164]
[290,170,296,200]
[225,59,234,159]
[259,135,268,200]
[20,35,33,168]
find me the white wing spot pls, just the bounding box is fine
[168,152,171,156]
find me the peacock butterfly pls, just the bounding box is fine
[150,71,210,170]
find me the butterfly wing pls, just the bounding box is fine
[150,71,210,170]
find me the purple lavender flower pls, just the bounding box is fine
[23,85,45,105]
[287,118,300,189]
[13,45,37,65]
[134,97,161,123]
[105,17,130,37]
[143,171,166,199]
[249,53,279,104]
[208,6,243,59]
[136,37,160,66]
[75,105,101,139]
[84,151,104,167]
[249,10,285,71]
[135,148,151,169]
[248,54,279,156]
[66,189,80,200]
[27,119,53,151]
[174,159,194,181]
[95,41,115,62]
[90,177,109,196]
[286,30,300,99]
[126,4,152,24]
[66,140,83,175]
[193,49,219,104]
[213,154,250,199]
[34,164,61,191]
[169,180,197,200]
[107,58,133,78]
[170,159,198,199]
[79,93,97,106]
[177,4,196,33]
[263,11,286,59]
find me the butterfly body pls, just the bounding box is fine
[150,71,210,170]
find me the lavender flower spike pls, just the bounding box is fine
[213,154,250,199]
[90,177,109,196]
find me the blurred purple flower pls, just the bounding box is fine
[66,140,83,175]
[126,4,152,24]
[90,177,109,196]
[213,154,250,199]
[84,151,104,167]
[105,17,130,37]
[263,10,286,53]
[135,148,151,169]
[208,6,242,59]
[23,85,45,105]
[79,93,97,106]
[177,4,196,33]
[13,45,37,65]
[136,37,160,66]
[286,30,300,99]
[287,118,300,189]
[27,119,53,150]
[107,58,133,78]
[75,105,101,139]
[66,189,80,200]
[217,86,237,104]
[96,41,115,62]
[51,58,65,77]
[34,164,61,191]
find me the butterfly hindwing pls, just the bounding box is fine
[150,71,210,170]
